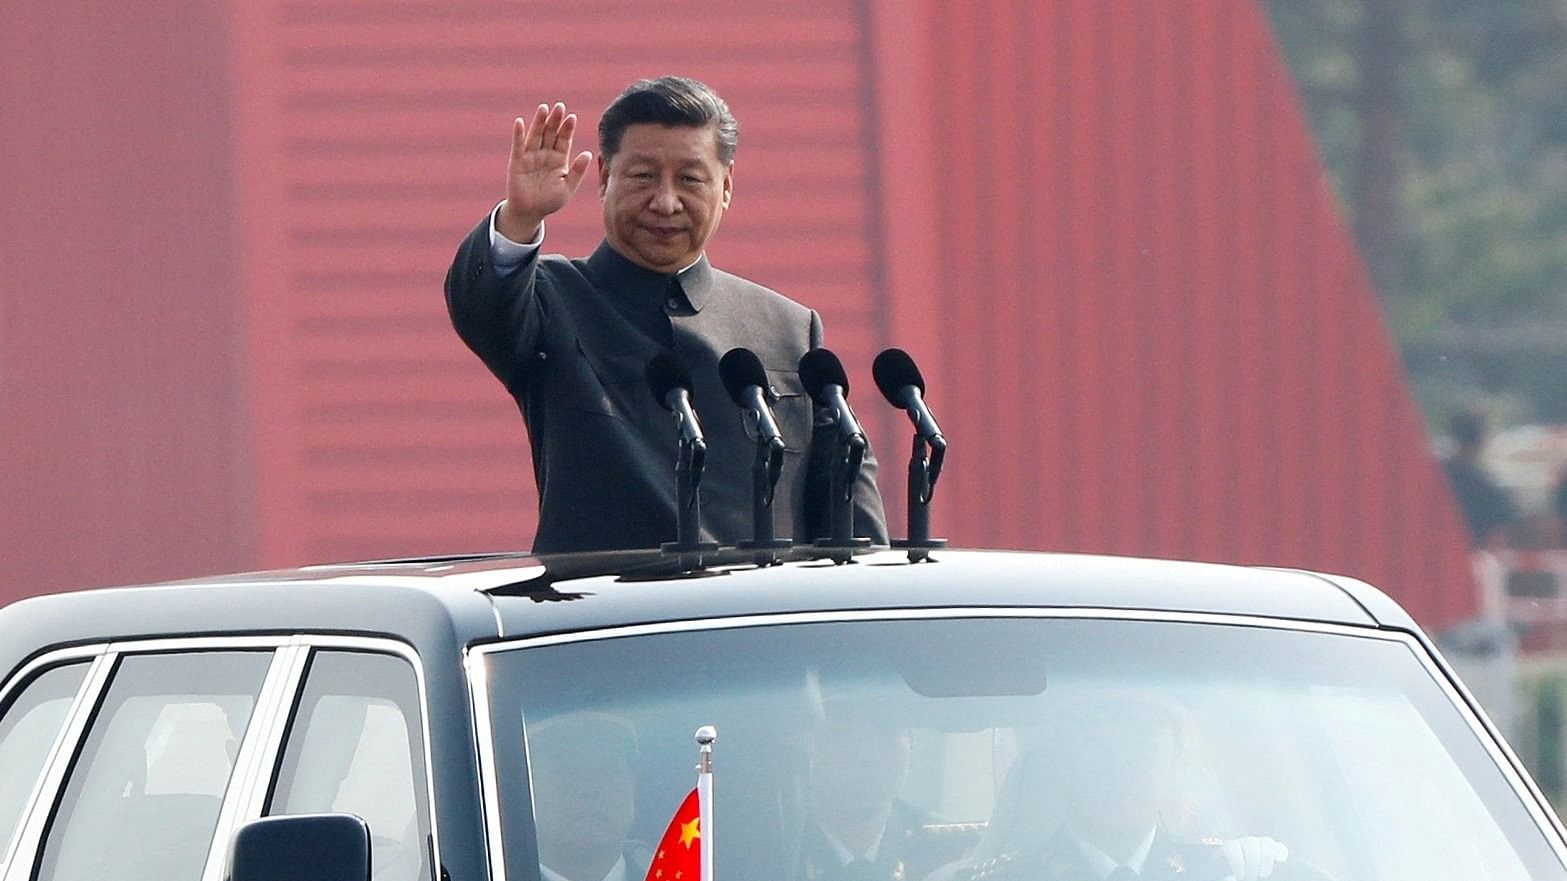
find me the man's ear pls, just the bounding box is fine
[598,155,611,196]
[721,164,733,209]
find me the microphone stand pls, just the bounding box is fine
[663,435,719,566]
[891,434,947,563]
[736,423,791,565]
[817,432,872,563]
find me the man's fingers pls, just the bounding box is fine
[553,113,577,156]
[510,117,528,161]
[527,103,549,151]
[565,151,593,192]
[539,102,566,152]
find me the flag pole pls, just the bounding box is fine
[695,726,716,881]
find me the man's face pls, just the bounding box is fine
[808,721,911,820]
[599,123,733,272]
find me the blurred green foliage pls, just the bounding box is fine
[1267,0,1567,424]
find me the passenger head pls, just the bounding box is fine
[807,705,911,827]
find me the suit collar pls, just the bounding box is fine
[587,241,713,313]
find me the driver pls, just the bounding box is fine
[527,712,648,881]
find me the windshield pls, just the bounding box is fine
[480,616,1566,881]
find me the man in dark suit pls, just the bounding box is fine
[798,714,951,881]
[445,76,886,553]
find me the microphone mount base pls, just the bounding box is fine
[736,538,793,567]
[659,540,722,575]
[813,536,873,565]
[891,537,947,564]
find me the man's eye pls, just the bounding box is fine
[682,176,706,185]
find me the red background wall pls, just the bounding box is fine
[1,1,1476,628]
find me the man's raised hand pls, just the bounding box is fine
[497,102,594,243]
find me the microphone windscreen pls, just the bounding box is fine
[645,353,693,410]
[872,348,926,405]
[798,348,850,403]
[719,348,769,405]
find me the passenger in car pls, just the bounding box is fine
[527,713,650,881]
[797,712,944,881]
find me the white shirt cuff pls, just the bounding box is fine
[488,201,544,272]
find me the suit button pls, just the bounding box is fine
[666,297,680,311]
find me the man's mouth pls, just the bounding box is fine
[643,224,687,241]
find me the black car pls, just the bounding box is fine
[0,547,1563,881]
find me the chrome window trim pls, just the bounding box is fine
[467,649,508,881]
[1417,626,1567,844]
[199,646,304,881]
[0,649,110,881]
[104,635,295,653]
[469,606,1567,875]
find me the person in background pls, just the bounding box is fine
[1442,408,1517,548]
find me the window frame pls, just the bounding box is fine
[465,607,1567,881]
[263,646,438,881]
[0,635,439,881]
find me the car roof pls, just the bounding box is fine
[0,548,1409,677]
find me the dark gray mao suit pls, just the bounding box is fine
[445,215,887,554]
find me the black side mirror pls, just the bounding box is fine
[230,814,371,881]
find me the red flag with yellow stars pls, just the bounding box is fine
[644,788,701,881]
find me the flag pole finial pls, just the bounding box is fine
[695,725,716,773]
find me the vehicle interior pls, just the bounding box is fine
[495,616,1567,881]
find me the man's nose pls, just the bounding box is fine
[649,181,681,214]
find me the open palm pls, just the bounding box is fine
[500,102,593,240]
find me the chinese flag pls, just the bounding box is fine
[644,788,701,881]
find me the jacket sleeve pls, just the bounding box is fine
[801,310,890,544]
[444,213,546,393]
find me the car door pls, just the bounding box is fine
[0,637,441,881]
[261,644,436,881]
[0,641,285,881]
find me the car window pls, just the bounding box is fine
[268,651,431,881]
[0,663,88,864]
[483,617,1567,881]
[34,651,271,881]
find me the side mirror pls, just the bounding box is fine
[230,814,371,881]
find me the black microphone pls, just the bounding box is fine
[873,348,945,447]
[798,348,865,447]
[719,348,784,445]
[645,353,705,447]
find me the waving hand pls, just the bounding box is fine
[497,102,593,242]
